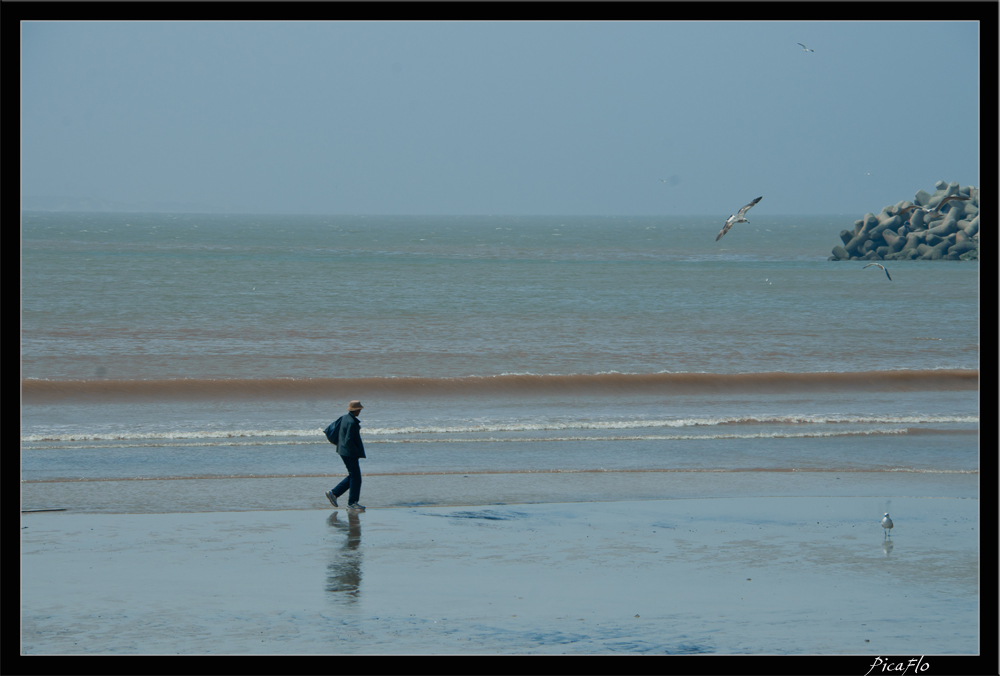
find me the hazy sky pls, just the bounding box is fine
[21,21,980,216]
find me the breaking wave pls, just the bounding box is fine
[20,414,978,444]
[22,424,976,448]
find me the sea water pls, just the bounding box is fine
[21,212,979,507]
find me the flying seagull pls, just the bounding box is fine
[716,196,762,241]
[798,43,815,52]
[895,204,923,217]
[881,513,893,539]
[893,204,927,226]
[863,262,892,281]
[925,194,970,214]
[895,195,969,219]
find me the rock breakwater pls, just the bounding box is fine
[829,181,979,262]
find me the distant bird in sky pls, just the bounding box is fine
[716,196,762,241]
[863,262,892,281]
[798,43,815,52]
[881,513,894,538]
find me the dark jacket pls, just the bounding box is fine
[333,412,366,459]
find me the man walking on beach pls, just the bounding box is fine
[325,401,367,512]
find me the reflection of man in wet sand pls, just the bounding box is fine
[326,511,362,597]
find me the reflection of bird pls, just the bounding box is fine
[798,43,814,52]
[881,513,894,538]
[716,196,762,241]
[863,262,892,281]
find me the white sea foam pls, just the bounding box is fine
[20,414,978,444]
[361,414,978,436]
[21,427,937,451]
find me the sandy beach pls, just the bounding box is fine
[21,492,979,655]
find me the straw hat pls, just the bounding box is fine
[348,400,364,411]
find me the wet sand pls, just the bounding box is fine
[20,467,979,514]
[20,494,978,655]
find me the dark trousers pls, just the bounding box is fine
[333,455,362,504]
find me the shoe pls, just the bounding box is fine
[326,490,339,508]
[348,503,366,512]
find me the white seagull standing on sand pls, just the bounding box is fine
[881,513,894,538]
[716,196,762,241]
[798,43,815,52]
[863,262,892,281]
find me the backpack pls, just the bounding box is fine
[323,417,342,445]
